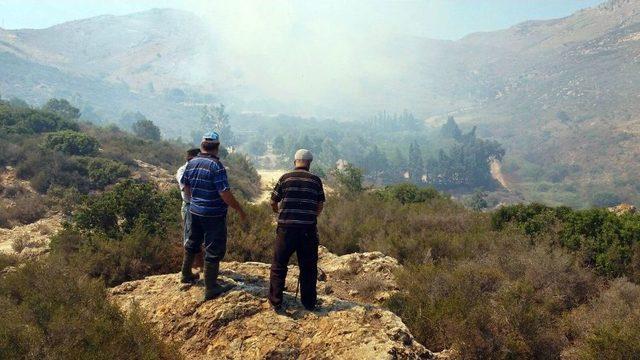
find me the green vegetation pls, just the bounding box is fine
[44,130,100,156]
[0,258,180,359]
[51,180,182,286]
[235,113,503,191]
[132,118,161,141]
[493,203,640,279]
[2,96,639,358]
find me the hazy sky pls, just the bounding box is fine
[0,0,603,40]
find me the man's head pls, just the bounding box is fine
[294,149,313,169]
[186,148,200,161]
[200,131,220,155]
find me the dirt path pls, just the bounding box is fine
[254,169,287,204]
[490,159,510,190]
[253,168,334,204]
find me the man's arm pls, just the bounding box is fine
[183,185,192,200]
[270,178,283,214]
[317,202,324,216]
[220,190,247,221]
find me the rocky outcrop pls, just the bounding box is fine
[132,159,177,192]
[608,203,637,215]
[109,250,434,359]
[0,214,63,256]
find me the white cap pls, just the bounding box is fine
[294,149,313,161]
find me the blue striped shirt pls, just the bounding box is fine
[180,153,230,217]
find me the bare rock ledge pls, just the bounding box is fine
[109,249,436,359]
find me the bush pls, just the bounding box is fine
[3,193,47,226]
[0,258,180,359]
[78,157,130,189]
[562,278,640,359]
[132,118,161,141]
[225,202,276,263]
[0,253,18,270]
[72,180,179,238]
[492,204,640,278]
[44,130,100,156]
[388,241,597,358]
[16,149,130,194]
[0,104,78,134]
[51,180,183,286]
[375,183,443,204]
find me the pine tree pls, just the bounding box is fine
[408,141,424,182]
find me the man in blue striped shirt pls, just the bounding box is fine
[180,131,247,300]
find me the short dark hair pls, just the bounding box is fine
[187,148,200,157]
[201,140,220,152]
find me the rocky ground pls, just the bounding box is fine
[110,248,438,359]
[0,214,63,256]
[132,159,177,192]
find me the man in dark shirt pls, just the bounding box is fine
[180,131,248,300]
[269,149,325,311]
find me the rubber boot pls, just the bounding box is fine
[180,251,199,283]
[203,261,233,301]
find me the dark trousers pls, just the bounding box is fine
[184,214,227,264]
[269,226,319,309]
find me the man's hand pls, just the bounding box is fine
[220,190,248,223]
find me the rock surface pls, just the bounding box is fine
[132,159,177,192]
[109,250,434,359]
[608,203,637,215]
[0,214,63,255]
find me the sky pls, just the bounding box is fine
[0,0,604,40]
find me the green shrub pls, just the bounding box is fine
[563,278,640,359]
[225,202,276,263]
[492,204,640,278]
[388,241,597,359]
[16,149,130,194]
[224,153,261,200]
[0,258,180,359]
[78,157,130,189]
[51,180,183,286]
[0,253,18,270]
[72,179,179,238]
[0,104,78,134]
[375,183,443,204]
[44,130,100,156]
[132,118,161,141]
[3,193,47,226]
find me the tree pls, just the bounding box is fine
[132,118,161,141]
[45,131,100,156]
[390,148,408,179]
[42,99,80,120]
[362,145,389,177]
[334,164,364,196]
[440,116,462,140]
[408,141,424,182]
[319,138,340,168]
[201,104,234,145]
[119,111,147,130]
[468,189,488,211]
[273,136,286,155]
